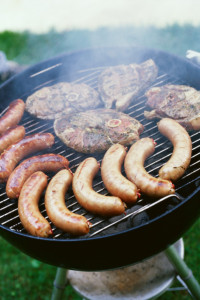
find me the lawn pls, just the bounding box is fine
[0,24,200,299]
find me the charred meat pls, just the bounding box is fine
[144,84,200,130]
[54,109,144,153]
[26,82,102,120]
[98,59,158,111]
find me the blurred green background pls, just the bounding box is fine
[0,24,200,65]
[0,25,200,299]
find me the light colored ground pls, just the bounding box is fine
[0,0,200,33]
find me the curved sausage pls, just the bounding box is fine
[101,143,139,204]
[18,171,53,237]
[0,99,25,135]
[72,157,125,217]
[45,169,90,235]
[0,126,25,153]
[124,138,175,198]
[158,118,192,181]
[0,132,54,182]
[6,154,69,199]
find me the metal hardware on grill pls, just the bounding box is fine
[0,72,189,236]
[0,47,200,271]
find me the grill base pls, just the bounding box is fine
[67,239,184,300]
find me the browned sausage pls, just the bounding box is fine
[157,118,192,181]
[124,138,175,198]
[0,99,25,135]
[73,157,125,217]
[18,171,53,237]
[6,153,69,199]
[45,169,90,235]
[0,132,54,182]
[101,143,139,204]
[0,126,25,153]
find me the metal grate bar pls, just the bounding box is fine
[90,194,181,237]
[0,66,199,239]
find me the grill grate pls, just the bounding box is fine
[0,66,200,240]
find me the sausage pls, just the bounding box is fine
[45,169,90,235]
[0,99,25,135]
[101,143,139,204]
[72,157,125,216]
[124,138,175,198]
[158,118,192,181]
[6,153,69,199]
[0,132,55,182]
[18,171,53,237]
[0,126,25,153]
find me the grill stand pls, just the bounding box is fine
[51,268,68,300]
[165,245,200,299]
[51,241,200,300]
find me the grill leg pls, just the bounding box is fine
[165,245,200,299]
[51,267,68,300]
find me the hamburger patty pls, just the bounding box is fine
[144,84,200,130]
[98,59,158,111]
[25,82,102,119]
[54,109,144,153]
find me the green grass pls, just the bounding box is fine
[1,24,200,65]
[0,25,200,299]
[0,234,81,300]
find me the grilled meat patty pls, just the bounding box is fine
[144,84,200,130]
[54,109,144,153]
[25,82,102,120]
[98,59,158,111]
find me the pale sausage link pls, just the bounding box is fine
[73,157,125,217]
[101,143,139,203]
[158,118,192,181]
[45,169,90,236]
[0,99,25,135]
[6,154,69,199]
[18,171,53,237]
[124,138,175,198]
[0,132,55,182]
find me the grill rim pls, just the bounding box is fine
[0,46,200,270]
[0,195,182,242]
[0,191,195,242]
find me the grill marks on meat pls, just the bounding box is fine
[26,82,102,119]
[98,59,158,111]
[144,84,200,130]
[54,109,144,153]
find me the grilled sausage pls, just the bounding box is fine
[0,99,25,135]
[73,157,125,216]
[6,154,69,199]
[158,118,192,181]
[0,132,54,183]
[0,126,25,154]
[18,171,53,237]
[45,169,90,235]
[101,143,139,204]
[124,138,175,197]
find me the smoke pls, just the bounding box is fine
[3,23,200,68]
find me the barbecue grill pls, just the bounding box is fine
[0,46,200,298]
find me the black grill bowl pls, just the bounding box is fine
[1,188,200,271]
[0,46,200,271]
